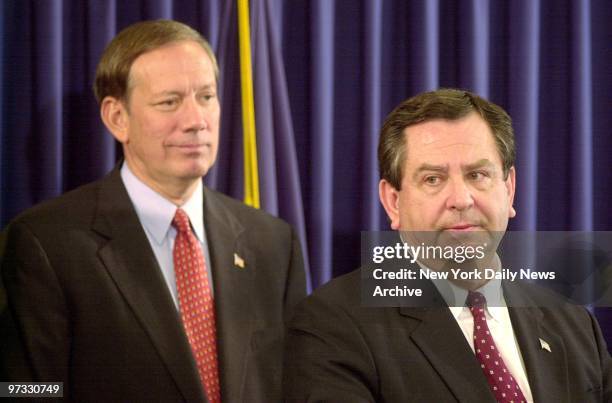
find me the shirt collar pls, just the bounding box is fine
[120,162,205,244]
[418,255,506,321]
[180,180,205,242]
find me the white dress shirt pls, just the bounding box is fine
[420,261,534,402]
[120,162,214,308]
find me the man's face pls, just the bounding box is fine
[112,40,220,191]
[380,112,516,239]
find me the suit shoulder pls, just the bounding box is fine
[290,269,395,344]
[295,269,362,319]
[204,188,291,230]
[507,280,597,337]
[312,269,361,303]
[508,280,590,314]
[4,180,102,233]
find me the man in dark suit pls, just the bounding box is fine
[283,89,612,402]
[0,20,306,402]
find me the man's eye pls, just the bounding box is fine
[157,99,179,108]
[424,176,441,185]
[199,93,216,102]
[469,171,487,181]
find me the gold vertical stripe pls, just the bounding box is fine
[237,0,260,208]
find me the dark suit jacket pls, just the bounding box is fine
[0,168,306,402]
[283,269,612,402]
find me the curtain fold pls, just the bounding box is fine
[308,0,336,287]
[2,0,611,341]
[509,0,540,231]
[34,0,63,200]
[570,0,593,230]
[250,0,311,289]
[362,0,382,232]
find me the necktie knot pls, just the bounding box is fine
[172,208,192,234]
[466,290,486,309]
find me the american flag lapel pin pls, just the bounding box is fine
[539,338,551,352]
[234,253,245,269]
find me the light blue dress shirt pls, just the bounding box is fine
[120,163,214,308]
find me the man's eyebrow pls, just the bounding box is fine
[411,160,498,180]
[198,83,216,90]
[463,159,496,171]
[152,84,216,98]
[152,90,183,98]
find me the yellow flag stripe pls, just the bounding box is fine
[237,0,260,208]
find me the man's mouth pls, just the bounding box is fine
[172,143,209,152]
[444,223,480,231]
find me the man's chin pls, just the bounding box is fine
[436,228,492,249]
[176,161,214,180]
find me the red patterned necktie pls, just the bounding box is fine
[466,291,526,403]
[172,208,221,403]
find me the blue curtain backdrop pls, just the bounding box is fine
[1,0,611,341]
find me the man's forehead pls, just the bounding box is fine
[133,39,210,61]
[134,44,211,72]
[406,112,488,138]
[401,114,503,168]
[127,41,216,92]
[405,115,493,148]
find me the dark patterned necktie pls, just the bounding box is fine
[172,208,221,403]
[466,291,526,403]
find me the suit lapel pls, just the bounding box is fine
[203,188,255,403]
[399,281,497,402]
[92,170,206,402]
[505,283,570,403]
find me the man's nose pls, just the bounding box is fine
[180,97,208,132]
[445,177,474,211]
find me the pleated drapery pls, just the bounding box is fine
[1,0,611,338]
[282,0,611,285]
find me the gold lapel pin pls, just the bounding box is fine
[234,253,245,269]
[539,338,551,352]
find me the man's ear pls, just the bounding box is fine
[379,179,401,230]
[506,166,516,218]
[100,96,129,143]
